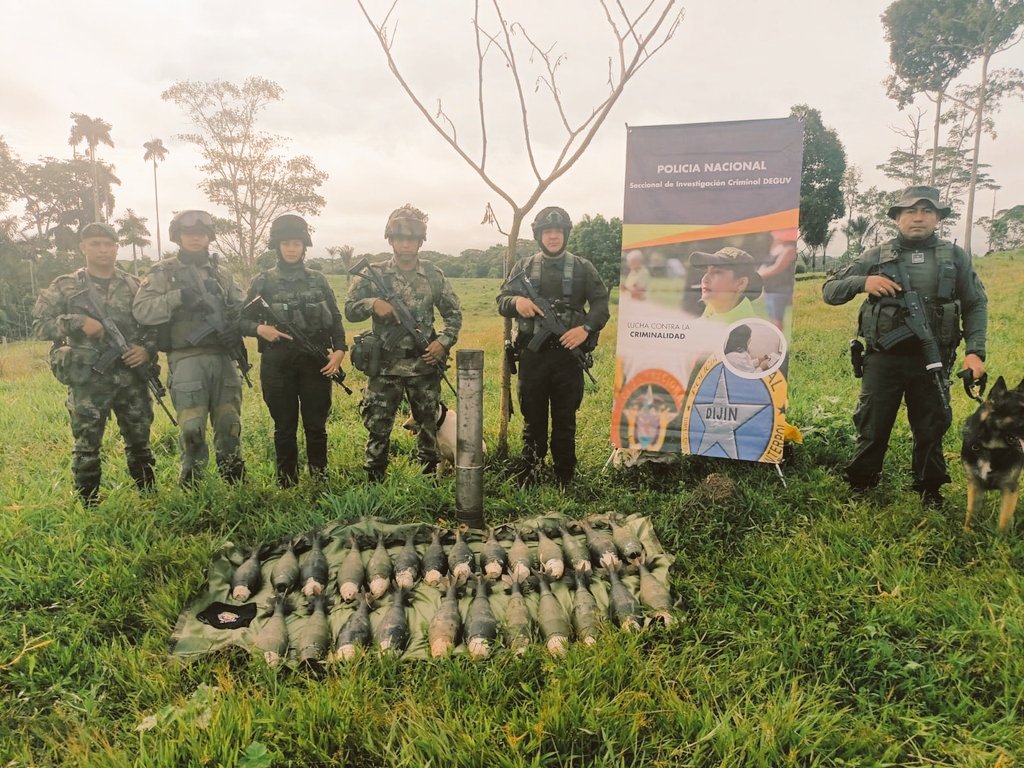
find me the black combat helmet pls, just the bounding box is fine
[269,214,312,248]
[384,204,428,241]
[169,210,215,245]
[531,206,572,245]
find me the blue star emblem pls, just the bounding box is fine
[688,365,773,460]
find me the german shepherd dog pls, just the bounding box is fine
[961,376,1024,533]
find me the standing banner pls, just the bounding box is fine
[611,118,803,463]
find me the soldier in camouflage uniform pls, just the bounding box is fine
[243,215,348,487]
[32,222,156,504]
[344,205,462,481]
[133,210,247,487]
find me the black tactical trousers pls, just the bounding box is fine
[846,349,952,493]
[260,349,332,485]
[518,345,585,482]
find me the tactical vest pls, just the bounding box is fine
[50,270,137,385]
[375,264,445,351]
[163,257,233,351]
[858,242,962,351]
[261,271,333,337]
[516,253,582,337]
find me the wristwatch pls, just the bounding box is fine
[582,324,594,334]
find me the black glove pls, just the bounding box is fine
[217,327,238,350]
[179,288,208,311]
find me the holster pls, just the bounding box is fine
[849,339,864,379]
[505,339,519,375]
[351,332,382,377]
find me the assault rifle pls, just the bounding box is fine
[347,258,457,397]
[873,262,950,418]
[243,295,352,395]
[183,265,253,388]
[75,275,177,426]
[503,269,598,388]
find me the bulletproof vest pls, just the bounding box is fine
[859,241,961,350]
[166,258,232,350]
[263,269,333,336]
[50,270,138,385]
[517,253,580,337]
[372,264,445,351]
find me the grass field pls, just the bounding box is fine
[2,256,1024,767]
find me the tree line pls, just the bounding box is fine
[2,0,1021,336]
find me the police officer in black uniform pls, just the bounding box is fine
[243,215,347,486]
[497,206,610,487]
[823,186,988,506]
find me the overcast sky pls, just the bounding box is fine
[2,0,1022,257]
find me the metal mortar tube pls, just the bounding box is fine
[455,349,485,528]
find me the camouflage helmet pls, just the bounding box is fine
[169,209,215,245]
[270,214,312,248]
[384,204,428,242]
[531,206,572,244]
[79,222,117,241]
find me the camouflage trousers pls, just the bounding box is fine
[359,372,440,474]
[66,377,155,498]
[168,351,244,486]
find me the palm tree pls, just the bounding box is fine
[326,245,354,277]
[142,139,169,258]
[68,114,114,223]
[841,216,873,258]
[114,209,151,276]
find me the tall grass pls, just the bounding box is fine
[2,256,1023,766]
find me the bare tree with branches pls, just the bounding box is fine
[357,0,683,453]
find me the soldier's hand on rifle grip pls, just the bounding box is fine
[81,316,105,338]
[178,287,206,311]
[321,349,346,377]
[560,326,589,351]
[421,340,447,365]
[217,327,238,350]
[121,344,150,368]
[371,299,397,321]
[257,324,293,344]
[514,296,544,318]
[864,275,902,298]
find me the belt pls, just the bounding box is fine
[520,336,566,353]
[389,348,420,359]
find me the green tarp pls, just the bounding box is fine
[170,512,673,662]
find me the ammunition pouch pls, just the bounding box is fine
[859,298,905,351]
[351,332,382,377]
[50,345,103,387]
[269,299,332,335]
[48,344,72,385]
[929,301,961,348]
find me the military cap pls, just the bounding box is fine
[887,185,951,220]
[79,222,117,241]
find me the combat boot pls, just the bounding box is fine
[366,466,386,483]
[554,466,575,489]
[218,457,246,485]
[76,479,100,507]
[513,459,541,489]
[129,462,156,493]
